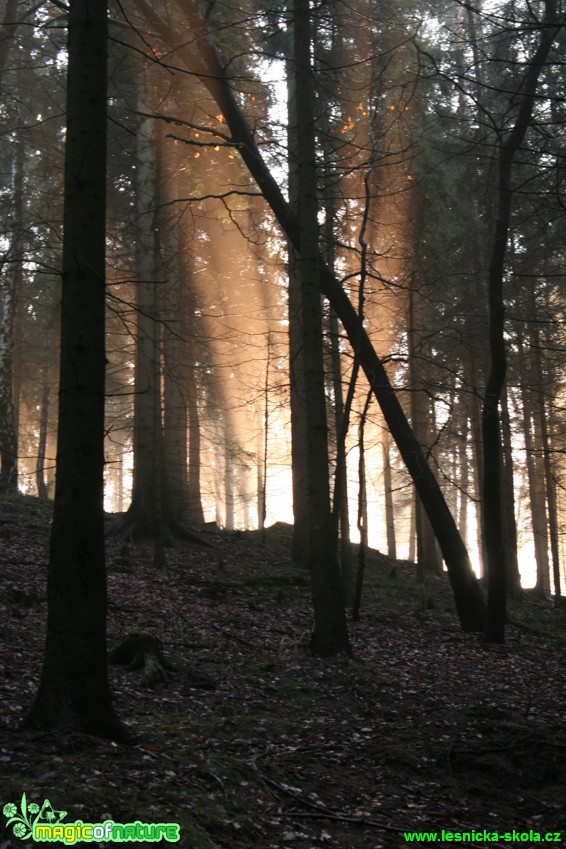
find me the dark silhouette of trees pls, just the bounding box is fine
[26,0,127,740]
[1,0,565,692]
[481,0,560,643]
[291,0,350,654]
[150,0,486,632]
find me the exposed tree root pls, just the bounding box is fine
[106,504,213,549]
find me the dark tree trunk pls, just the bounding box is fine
[0,134,23,494]
[382,429,397,560]
[482,0,558,643]
[137,0,486,633]
[293,0,350,655]
[184,282,205,525]
[160,139,191,526]
[352,392,371,622]
[109,106,166,543]
[0,0,19,92]
[529,285,559,596]
[106,106,207,549]
[500,389,521,598]
[26,0,126,740]
[286,52,310,568]
[408,279,442,578]
[36,362,50,500]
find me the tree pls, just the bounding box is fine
[0,132,22,493]
[291,0,350,655]
[481,0,560,643]
[106,74,208,549]
[26,0,127,740]
[0,0,20,91]
[150,0,486,632]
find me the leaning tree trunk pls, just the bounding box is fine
[135,0,486,633]
[26,0,126,740]
[408,276,442,578]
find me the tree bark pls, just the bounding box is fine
[0,134,23,494]
[286,50,310,567]
[292,0,350,655]
[352,391,371,622]
[500,389,521,598]
[382,429,397,560]
[408,277,442,578]
[0,0,19,93]
[109,104,165,541]
[36,361,50,500]
[182,262,205,525]
[26,0,127,740]
[160,205,189,526]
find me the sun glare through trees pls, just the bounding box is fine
[1,0,565,635]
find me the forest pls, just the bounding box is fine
[1,0,566,843]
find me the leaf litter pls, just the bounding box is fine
[1,498,566,848]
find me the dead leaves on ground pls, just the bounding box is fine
[1,508,566,848]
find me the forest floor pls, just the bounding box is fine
[1,494,566,849]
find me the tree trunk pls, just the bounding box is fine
[529,283,560,596]
[36,361,50,500]
[518,335,550,594]
[110,105,164,540]
[0,0,20,92]
[481,0,558,643]
[26,0,126,740]
[408,280,442,578]
[456,411,469,552]
[292,0,350,655]
[500,389,521,598]
[159,138,195,527]
[316,6,352,603]
[545,400,561,598]
[331,314,354,605]
[382,429,397,560]
[138,0,486,633]
[180,256,205,525]
[0,134,23,494]
[286,51,310,567]
[107,102,206,548]
[352,392,371,622]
